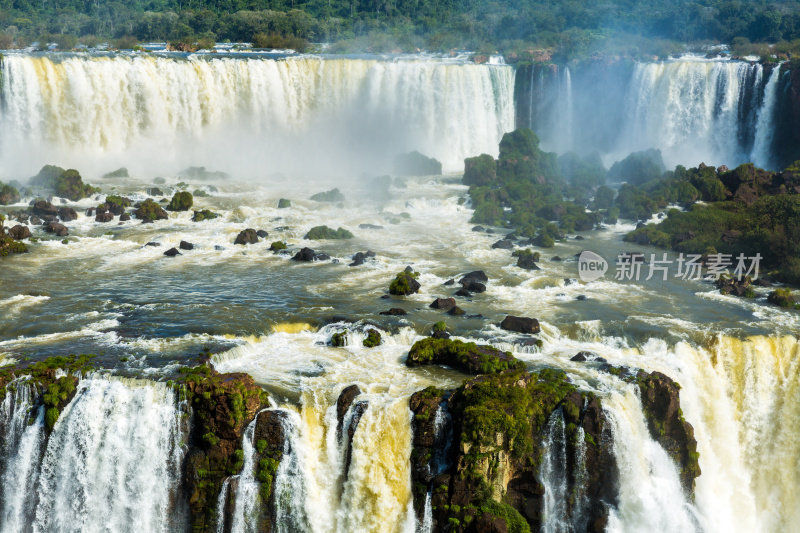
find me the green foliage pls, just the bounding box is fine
[432,320,448,333]
[331,331,347,347]
[30,166,97,201]
[0,182,20,205]
[407,337,524,375]
[362,329,382,348]
[270,241,287,251]
[389,270,420,296]
[192,209,219,222]
[202,431,220,447]
[135,199,168,222]
[0,234,28,257]
[463,154,496,186]
[768,288,795,308]
[304,225,353,239]
[167,191,193,211]
[608,149,665,186]
[478,500,531,533]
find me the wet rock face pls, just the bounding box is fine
[8,224,31,240]
[635,370,701,494]
[44,221,68,236]
[234,228,259,245]
[499,315,541,335]
[180,368,269,533]
[335,385,368,481]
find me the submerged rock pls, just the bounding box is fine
[256,229,268,238]
[134,199,168,223]
[310,188,345,202]
[164,247,181,257]
[277,198,291,208]
[304,225,353,240]
[44,221,68,236]
[379,308,407,316]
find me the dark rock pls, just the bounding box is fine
[44,221,68,236]
[146,187,164,197]
[119,213,131,221]
[492,239,514,249]
[471,225,485,232]
[349,251,375,267]
[134,199,168,223]
[447,305,466,316]
[443,279,455,286]
[462,282,486,293]
[58,207,78,222]
[29,216,42,225]
[431,330,450,339]
[32,200,58,218]
[406,337,522,374]
[429,297,456,310]
[310,188,345,202]
[234,228,259,245]
[454,288,472,297]
[256,230,268,238]
[95,212,114,223]
[145,242,160,247]
[292,247,316,262]
[358,223,383,230]
[517,254,540,270]
[336,384,362,435]
[570,352,589,362]
[576,295,588,301]
[8,225,31,240]
[551,256,562,262]
[459,270,488,285]
[715,275,754,297]
[179,240,194,251]
[315,253,331,261]
[164,247,181,257]
[379,308,407,316]
[214,245,225,251]
[389,271,421,296]
[500,315,541,334]
[564,278,578,286]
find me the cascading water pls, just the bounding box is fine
[0,54,515,176]
[0,377,189,533]
[228,416,263,533]
[521,57,785,169]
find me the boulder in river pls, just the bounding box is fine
[166,191,193,212]
[310,188,345,202]
[32,200,58,218]
[134,199,168,223]
[500,315,541,334]
[8,225,31,240]
[256,229,268,239]
[406,337,523,374]
[447,305,466,316]
[234,228,259,245]
[491,239,514,249]
[379,308,407,316]
[278,198,291,208]
[389,270,421,296]
[164,247,181,257]
[58,207,78,222]
[95,212,114,223]
[44,221,68,236]
[305,226,353,240]
[429,297,456,310]
[349,250,375,267]
[392,150,442,176]
[179,240,194,251]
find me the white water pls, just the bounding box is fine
[540,408,571,533]
[0,54,515,177]
[752,63,785,169]
[1,377,190,533]
[229,416,262,533]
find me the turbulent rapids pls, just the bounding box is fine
[0,52,798,533]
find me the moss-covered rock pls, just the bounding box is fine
[304,226,353,240]
[362,329,382,348]
[234,228,259,245]
[331,331,348,347]
[389,270,421,295]
[192,209,219,222]
[463,154,497,186]
[409,368,616,532]
[309,188,345,202]
[269,241,287,251]
[0,215,28,257]
[102,167,129,179]
[30,166,98,201]
[167,191,193,211]
[393,150,442,176]
[767,288,795,308]
[406,337,524,375]
[277,198,291,208]
[0,182,20,205]
[134,199,169,223]
[176,365,269,533]
[102,195,132,216]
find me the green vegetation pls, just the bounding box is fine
[30,166,98,201]
[389,270,420,296]
[270,241,287,251]
[0,182,20,205]
[134,199,169,222]
[622,162,800,285]
[304,225,353,240]
[5,0,800,62]
[466,128,600,237]
[167,191,193,211]
[0,214,28,257]
[362,329,382,348]
[768,288,796,308]
[478,500,531,533]
[406,337,524,374]
[192,209,219,222]
[331,331,348,347]
[607,149,665,186]
[432,320,448,333]
[278,199,291,208]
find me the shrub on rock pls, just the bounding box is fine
[134,199,168,223]
[167,191,193,211]
[389,270,420,295]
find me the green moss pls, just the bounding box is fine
[331,331,348,347]
[362,329,382,348]
[278,198,291,208]
[304,225,353,239]
[768,288,795,308]
[389,271,420,296]
[193,189,210,197]
[202,432,219,447]
[167,191,193,211]
[432,320,447,333]
[270,241,287,251]
[478,500,531,533]
[135,199,168,222]
[407,337,524,375]
[192,209,219,222]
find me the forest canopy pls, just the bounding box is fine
[2,0,800,56]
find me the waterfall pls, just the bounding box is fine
[752,63,785,169]
[272,409,310,533]
[540,408,570,533]
[4,377,190,533]
[604,387,700,532]
[520,57,785,169]
[0,54,515,176]
[229,417,263,533]
[0,382,45,531]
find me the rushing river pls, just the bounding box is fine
[0,53,798,533]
